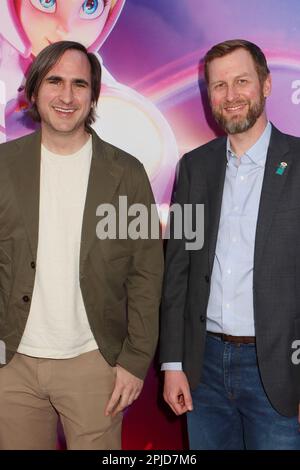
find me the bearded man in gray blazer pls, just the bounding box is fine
[160,39,300,450]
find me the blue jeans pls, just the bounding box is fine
[187,334,300,450]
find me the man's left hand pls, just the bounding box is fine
[104,365,143,417]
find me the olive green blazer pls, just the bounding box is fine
[0,129,163,379]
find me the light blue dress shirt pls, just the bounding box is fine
[162,122,272,371]
[206,122,271,336]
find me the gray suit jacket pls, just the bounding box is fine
[160,125,300,416]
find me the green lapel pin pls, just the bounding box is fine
[276,161,288,175]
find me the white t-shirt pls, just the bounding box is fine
[18,136,98,358]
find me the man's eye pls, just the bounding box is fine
[80,0,105,19]
[29,0,56,14]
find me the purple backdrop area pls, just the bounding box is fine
[103,0,300,147]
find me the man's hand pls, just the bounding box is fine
[104,365,143,417]
[163,370,193,416]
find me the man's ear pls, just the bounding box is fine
[263,74,272,98]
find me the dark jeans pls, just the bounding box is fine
[187,334,300,449]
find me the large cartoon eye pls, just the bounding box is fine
[29,0,56,13]
[80,0,105,19]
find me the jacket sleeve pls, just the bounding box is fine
[159,155,190,363]
[116,162,164,379]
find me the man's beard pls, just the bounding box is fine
[212,92,266,135]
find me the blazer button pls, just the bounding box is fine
[204,275,209,283]
[22,295,30,303]
[200,315,205,322]
[31,262,36,269]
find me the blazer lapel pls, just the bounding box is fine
[254,126,291,271]
[10,131,41,261]
[80,130,124,269]
[205,138,227,274]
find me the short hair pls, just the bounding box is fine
[25,41,101,128]
[204,39,270,85]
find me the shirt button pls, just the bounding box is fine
[31,261,36,269]
[226,303,230,309]
[240,175,245,181]
[22,295,30,303]
[227,268,232,274]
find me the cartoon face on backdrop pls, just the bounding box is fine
[13,0,125,56]
[1,0,125,58]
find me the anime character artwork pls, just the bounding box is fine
[0,0,178,205]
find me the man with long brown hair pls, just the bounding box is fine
[0,40,163,450]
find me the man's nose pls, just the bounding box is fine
[59,84,73,104]
[225,84,239,102]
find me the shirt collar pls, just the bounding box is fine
[226,121,272,167]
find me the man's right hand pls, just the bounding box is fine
[163,370,193,415]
